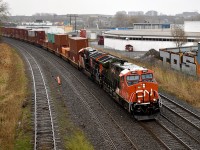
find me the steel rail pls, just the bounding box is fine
[8,43,57,150]
[17,40,139,150]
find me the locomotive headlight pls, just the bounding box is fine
[137,100,141,103]
[153,99,157,102]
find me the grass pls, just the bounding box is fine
[66,131,93,150]
[152,65,200,107]
[0,43,31,149]
[49,79,94,150]
[94,46,200,108]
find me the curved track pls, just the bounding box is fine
[4,38,200,150]
[7,39,139,150]
[8,43,58,150]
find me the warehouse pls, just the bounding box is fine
[103,22,200,51]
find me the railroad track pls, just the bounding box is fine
[10,39,139,150]
[8,42,59,150]
[158,94,200,149]
[160,94,200,129]
[6,38,200,149]
[159,114,200,149]
[160,94,200,132]
[139,120,190,150]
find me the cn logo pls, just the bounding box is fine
[136,89,152,97]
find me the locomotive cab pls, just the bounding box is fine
[116,64,160,120]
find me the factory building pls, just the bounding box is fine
[103,21,200,51]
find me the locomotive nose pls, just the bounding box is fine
[135,82,158,103]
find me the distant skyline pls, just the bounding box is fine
[4,0,200,16]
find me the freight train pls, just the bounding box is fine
[0,27,161,120]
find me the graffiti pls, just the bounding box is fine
[159,44,200,76]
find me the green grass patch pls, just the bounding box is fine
[66,131,94,150]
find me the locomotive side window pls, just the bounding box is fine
[126,75,139,86]
[142,73,153,81]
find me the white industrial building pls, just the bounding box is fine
[184,21,200,32]
[103,21,200,51]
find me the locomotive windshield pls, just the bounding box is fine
[126,75,139,86]
[142,73,153,81]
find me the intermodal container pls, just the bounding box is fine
[28,30,35,37]
[35,31,45,45]
[48,42,55,51]
[47,33,55,43]
[19,29,25,40]
[69,37,88,55]
[42,41,48,49]
[3,27,7,36]
[24,29,29,41]
[19,29,28,40]
[80,29,87,38]
[14,28,20,39]
[0,26,2,33]
[54,34,69,46]
[1,27,5,36]
[0,27,2,35]
[61,47,70,58]
[6,28,11,37]
[10,28,14,38]
[69,51,79,64]
[4,27,9,36]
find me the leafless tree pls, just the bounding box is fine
[0,0,9,20]
[113,11,128,27]
[127,16,137,26]
[171,25,187,48]
[87,17,95,28]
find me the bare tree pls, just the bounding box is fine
[171,25,187,48]
[0,0,9,20]
[127,16,137,26]
[86,17,95,28]
[113,11,128,27]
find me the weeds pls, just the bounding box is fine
[0,43,31,149]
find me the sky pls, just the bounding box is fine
[4,0,200,16]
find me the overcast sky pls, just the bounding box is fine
[4,0,200,16]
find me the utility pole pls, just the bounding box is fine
[67,14,78,32]
[74,15,77,32]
